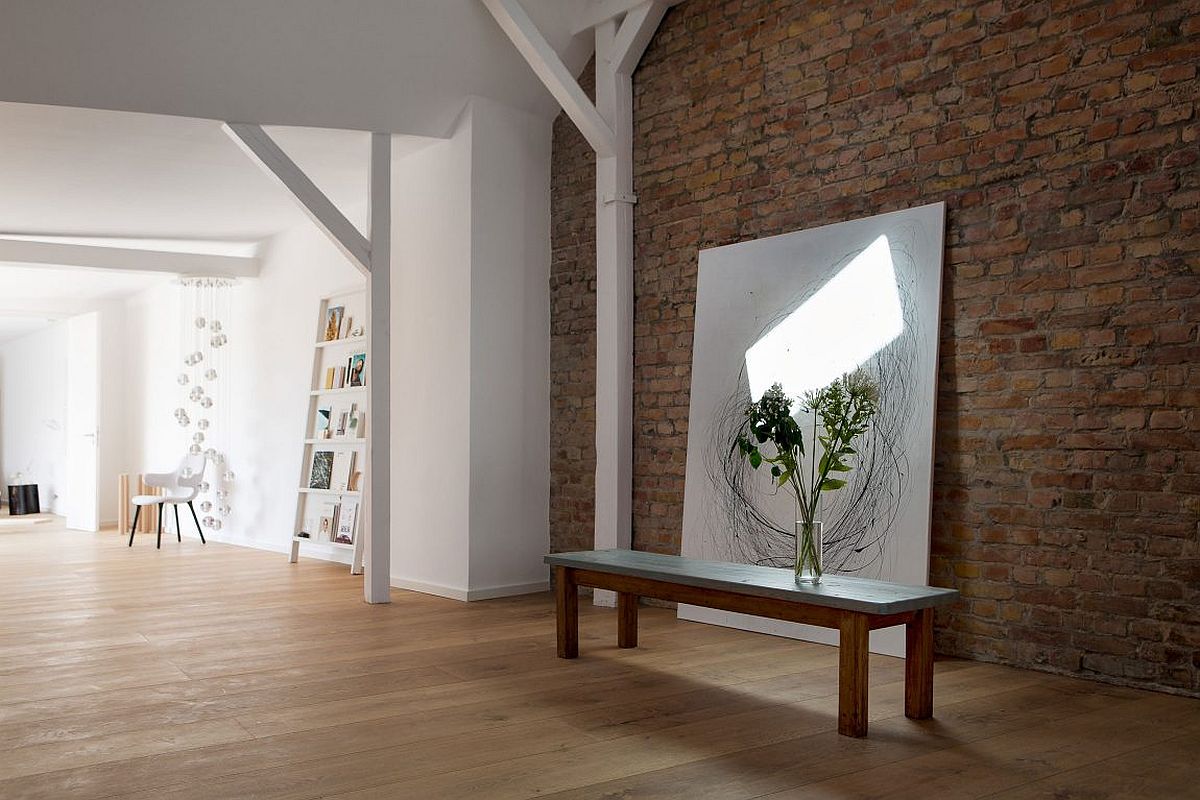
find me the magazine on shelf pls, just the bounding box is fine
[330,451,355,492]
[335,498,358,544]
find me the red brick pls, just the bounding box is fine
[551,0,1200,698]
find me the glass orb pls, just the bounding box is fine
[200,397,213,408]
[197,419,210,430]
[191,350,204,363]
[174,407,186,418]
[177,373,189,385]
[223,470,236,482]
[199,481,210,493]
[218,504,231,516]
[192,432,205,444]
[214,452,225,464]
[194,316,207,329]
[203,516,215,528]
[204,368,218,381]
[212,519,223,531]
[210,334,228,348]
[210,320,222,333]
[188,444,201,455]
[216,489,228,500]
[188,386,204,402]
[200,500,212,513]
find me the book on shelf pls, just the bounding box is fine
[335,498,358,544]
[348,405,364,438]
[348,470,362,491]
[330,451,355,492]
[309,451,334,490]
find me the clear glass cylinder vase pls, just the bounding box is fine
[795,520,823,585]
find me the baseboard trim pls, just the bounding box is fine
[389,576,469,601]
[389,577,550,602]
[465,581,549,601]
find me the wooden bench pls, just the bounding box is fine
[544,549,959,737]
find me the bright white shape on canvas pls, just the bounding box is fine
[744,234,903,402]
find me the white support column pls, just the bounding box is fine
[364,132,392,604]
[592,18,635,607]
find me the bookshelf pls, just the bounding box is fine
[291,286,369,573]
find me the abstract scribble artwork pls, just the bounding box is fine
[680,203,946,655]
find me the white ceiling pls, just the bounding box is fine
[0,0,595,138]
[0,102,437,242]
[0,264,175,343]
[0,315,54,345]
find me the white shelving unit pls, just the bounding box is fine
[291,286,370,572]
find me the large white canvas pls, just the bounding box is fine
[680,203,946,656]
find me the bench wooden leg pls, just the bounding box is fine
[838,612,869,737]
[905,607,934,719]
[555,566,578,659]
[617,592,638,648]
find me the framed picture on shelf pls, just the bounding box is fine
[309,451,334,490]
[348,352,366,387]
[318,500,340,541]
[324,306,344,341]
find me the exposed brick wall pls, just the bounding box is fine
[550,63,598,555]
[549,0,1199,695]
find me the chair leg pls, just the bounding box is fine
[174,504,182,542]
[128,505,141,547]
[188,502,205,544]
[156,504,163,549]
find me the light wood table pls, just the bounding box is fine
[545,549,959,737]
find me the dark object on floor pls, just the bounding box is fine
[7,484,39,516]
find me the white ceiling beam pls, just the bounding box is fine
[222,122,371,274]
[611,2,669,76]
[0,237,259,278]
[571,0,681,35]
[481,0,617,157]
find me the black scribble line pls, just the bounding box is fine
[700,227,924,576]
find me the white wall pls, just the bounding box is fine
[388,97,551,600]
[118,226,361,551]
[467,97,551,597]
[97,299,127,525]
[234,226,362,555]
[0,322,69,513]
[390,107,474,595]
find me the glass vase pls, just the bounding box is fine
[795,520,823,585]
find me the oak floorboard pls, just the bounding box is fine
[1,521,1196,800]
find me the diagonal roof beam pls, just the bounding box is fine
[612,2,670,76]
[481,0,616,157]
[222,122,371,274]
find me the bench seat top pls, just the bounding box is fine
[545,549,958,615]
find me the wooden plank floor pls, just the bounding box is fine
[0,521,1197,799]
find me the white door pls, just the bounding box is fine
[66,312,100,531]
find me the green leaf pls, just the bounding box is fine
[770,466,781,478]
[829,462,852,472]
[749,450,762,469]
[820,478,847,491]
